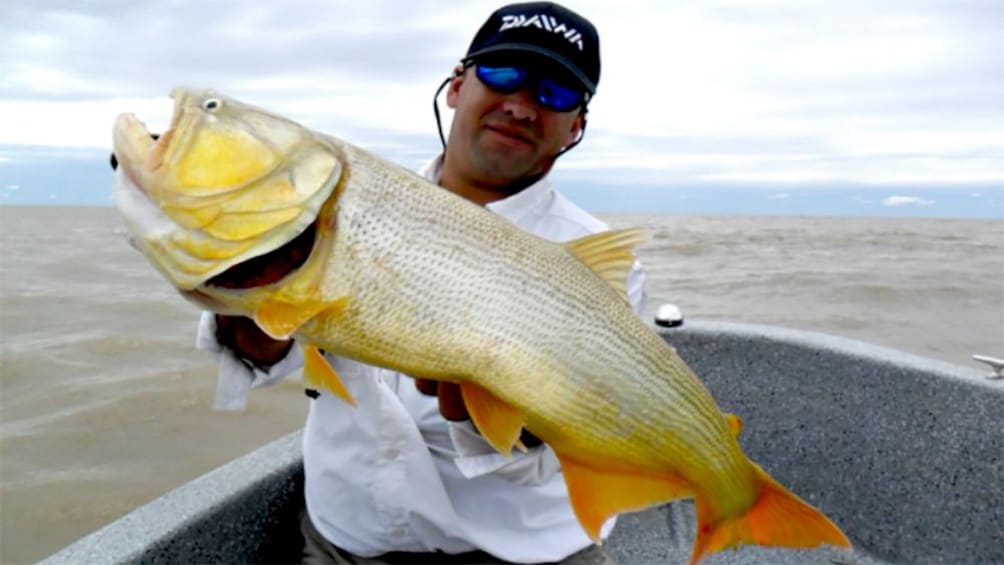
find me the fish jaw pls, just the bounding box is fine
[112,112,157,190]
[112,88,343,293]
[113,168,211,290]
[115,87,281,204]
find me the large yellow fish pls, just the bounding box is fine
[113,88,852,564]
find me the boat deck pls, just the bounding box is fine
[42,321,1003,564]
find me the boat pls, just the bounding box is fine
[40,320,1003,564]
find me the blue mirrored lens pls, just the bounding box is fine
[538,78,584,112]
[476,65,528,93]
[476,65,585,112]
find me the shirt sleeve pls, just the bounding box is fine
[195,311,304,411]
[627,260,648,316]
[448,421,562,486]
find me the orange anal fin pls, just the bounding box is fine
[302,344,356,407]
[689,463,852,565]
[254,296,347,340]
[459,382,525,457]
[557,455,694,543]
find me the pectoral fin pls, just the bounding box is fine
[254,296,347,340]
[459,382,525,457]
[557,455,695,543]
[302,344,356,406]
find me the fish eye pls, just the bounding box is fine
[202,98,222,111]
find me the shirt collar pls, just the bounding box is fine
[419,155,554,220]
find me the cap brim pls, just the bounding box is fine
[464,43,596,93]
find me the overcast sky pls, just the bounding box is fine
[1,0,1001,216]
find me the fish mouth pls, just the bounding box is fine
[113,138,322,292]
[113,87,342,292]
[113,91,197,195]
[205,219,317,289]
[116,158,322,291]
[113,113,158,187]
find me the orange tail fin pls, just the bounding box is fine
[689,463,852,565]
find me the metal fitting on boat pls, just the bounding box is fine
[654,303,684,328]
[972,354,1004,379]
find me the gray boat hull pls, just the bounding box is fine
[42,322,1004,564]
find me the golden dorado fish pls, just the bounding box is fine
[113,88,852,564]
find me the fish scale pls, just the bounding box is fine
[114,88,853,564]
[311,144,746,482]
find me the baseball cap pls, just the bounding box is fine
[463,2,601,94]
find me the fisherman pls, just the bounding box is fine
[201,3,646,563]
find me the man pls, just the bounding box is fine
[200,3,646,563]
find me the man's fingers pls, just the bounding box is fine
[414,379,469,421]
[437,382,469,421]
[215,314,293,367]
[415,378,439,396]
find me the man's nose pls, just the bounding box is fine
[500,88,538,121]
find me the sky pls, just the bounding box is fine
[1,0,1002,217]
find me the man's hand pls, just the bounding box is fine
[414,378,543,447]
[215,314,294,368]
[414,379,470,421]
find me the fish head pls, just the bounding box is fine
[113,87,342,294]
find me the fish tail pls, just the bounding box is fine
[688,463,852,565]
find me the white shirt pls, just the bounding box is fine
[197,156,646,563]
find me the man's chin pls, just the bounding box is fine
[471,141,539,172]
[470,156,539,186]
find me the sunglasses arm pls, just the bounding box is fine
[555,108,588,158]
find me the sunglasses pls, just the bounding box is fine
[475,64,587,113]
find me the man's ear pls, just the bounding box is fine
[565,113,585,146]
[445,65,466,109]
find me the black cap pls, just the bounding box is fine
[463,2,600,94]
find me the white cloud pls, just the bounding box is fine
[883,195,935,207]
[0,0,1002,191]
[6,184,19,190]
[699,170,841,183]
[768,193,790,199]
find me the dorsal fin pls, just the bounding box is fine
[564,228,650,302]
